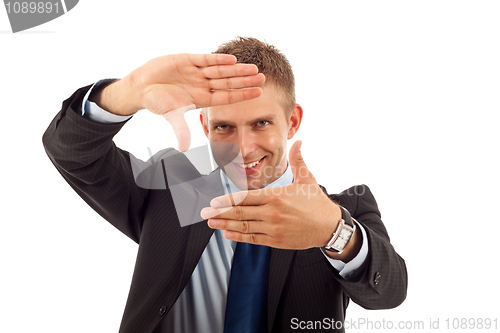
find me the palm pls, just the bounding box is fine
[135,54,265,116]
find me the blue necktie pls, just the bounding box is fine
[223,242,271,333]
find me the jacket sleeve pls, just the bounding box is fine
[42,85,149,244]
[324,184,408,310]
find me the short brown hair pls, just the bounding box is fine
[213,37,296,116]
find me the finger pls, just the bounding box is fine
[208,218,266,235]
[224,231,273,246]
[209,73,265,91]
[210,189,270,208]
[201,205,262,221]
[188,53,237,67]
[202,64,259,79]
[210,185,288,208]
[289,140,316,184]
[208,88,263,106]
[163,105,196,152]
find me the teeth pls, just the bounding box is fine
[237,158,262,169]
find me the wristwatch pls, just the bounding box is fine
[322,206,356,254]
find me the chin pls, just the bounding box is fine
[247,177,271,190]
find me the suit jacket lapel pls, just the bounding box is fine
[176,220,215,296]
[268,248,296,332]
[175,168,224,298]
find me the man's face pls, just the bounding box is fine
[201,84,301,190]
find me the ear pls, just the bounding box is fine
[199,109,209,138]
[287,103,303,140]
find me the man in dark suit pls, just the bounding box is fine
[43,37,407,332]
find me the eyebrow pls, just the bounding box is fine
[209,114,278,127]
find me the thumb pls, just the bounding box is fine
[162,104,196,152]
[289,140,314,184]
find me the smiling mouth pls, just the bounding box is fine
[235,157,265,169]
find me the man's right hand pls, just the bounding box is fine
[89,53,265,151]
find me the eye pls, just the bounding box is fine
[215,125,229,131]
[256,120,269,127]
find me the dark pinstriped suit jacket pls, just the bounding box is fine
[43,85,407,333]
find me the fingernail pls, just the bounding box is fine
[211,200,220,208]
[209,219,219,227]
[225,231,233,239]
[201,208,212,219]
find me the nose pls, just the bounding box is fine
[236,128,257,159]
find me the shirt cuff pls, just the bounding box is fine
[82,79,133,124]
[320,218,369,281]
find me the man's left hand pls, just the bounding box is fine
[201,141,342,250]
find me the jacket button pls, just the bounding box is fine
[374,271,381,285]
[159,305,167,317]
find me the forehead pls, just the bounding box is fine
[207,84,286,125]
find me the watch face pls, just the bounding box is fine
[340,228,352,240]
[333,237,348,249]
[333,226,354,250]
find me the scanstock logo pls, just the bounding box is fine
[3,0,79,33]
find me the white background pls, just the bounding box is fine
[1,1,499,332]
